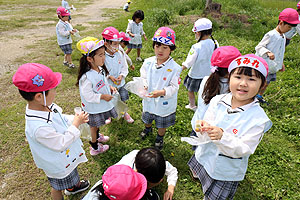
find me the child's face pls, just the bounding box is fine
[91,47,106,67]
[195,32,201,40]
[120,41,126,48]
[61,15,69,22]
[135,18,142,24]
[154,43,171,63]
[106,41,120,54]
[229,69,262,106]
[45,88,56,106]
[278,21,293,33]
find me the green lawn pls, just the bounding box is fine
[0,0,299,199]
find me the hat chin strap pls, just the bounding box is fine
[43,91,47,107]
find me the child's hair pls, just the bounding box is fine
[18,90,49,101]
[229,67,266,90]
[152,41,176,51]
[76,46,109,86]
[135,147,166,184]
[197,29,218,49]
[132,10,144,21]
[121,40,129,46]
[202,68,228,105]
[103,38,112,44]
[278,20,298,27]
[91,183,110,200]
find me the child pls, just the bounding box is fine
[119,31,135,70]
[12,63,90,199]
[56,6,77,68]
[182,18,218,111]
[76,37,115,156]
[126,10,148,61]
[284,2,300,46]
[255,8,300,103]
[101,27,134,123]
[139,27,181,150]
[189,46,241,149]
[115,147,178,200]
[82,164,147,200]
[187,54,272,200]
[123,0,131,12]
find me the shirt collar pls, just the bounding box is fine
[105,51,115,57]
[25,104,56,123]
[155,57,172,69]
[219,93,259,114]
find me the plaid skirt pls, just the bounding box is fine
[127,43,142,49]
[184,75,202,92]
[118,86,129,102]
[188,154,239,200]
[47,168,79,191]
[87,108,118,127]
[59,43,73,54]
[142,112,176,128]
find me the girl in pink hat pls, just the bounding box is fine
[284,2,300,46]
[187,54,272,200]
[139,27,182,150]
[119,31,135,70]
[182,18,219,112]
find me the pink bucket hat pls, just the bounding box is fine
[297,1,300,9]
[210,46,241,72]
[228,54,269,78]
[102,165,147,200]
[12,63,62,92]
[119,32,131,41]
[56,6,70,16]
[279,8,300,24]
[192,18,212,32]
[152,27,176,46]
[102,27,123,41]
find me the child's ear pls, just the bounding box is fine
[86,56,93,63]
[34,92,43,102]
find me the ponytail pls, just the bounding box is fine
[197,29,217,50]
[210,35,218,50]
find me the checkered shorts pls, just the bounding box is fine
[87,108,118,127]
[142,112,176,128]
[118,86,129,102]
[184,75,203,92]
[127,43,142,49]
[47,168,79,191]
[188,155,239,200]
[59,43,73,54]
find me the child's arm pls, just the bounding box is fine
[255,33,275,60]
[57,22,72,37]
[140,60,148,88]
[164,161,178,200]
[126,20,135,37]
[116,52,129,84]
[182,46,198,70]
[141,23,147,41]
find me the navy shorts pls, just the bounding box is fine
[87,108,118,127]
[184,75,202,92]
[266,73,276,84]
[59,43,73,54]
[127,43,142,49]
[142,112,176,128]
[47,168,80,191]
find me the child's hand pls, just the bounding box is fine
[73,111,89,128]
[163,185,175,200]
[201,125,223,140]
[195,120,210,133]
[182,65,187,71]
[109,76,117,84]
[101,94,113,102]
[280,63,285,72]
[116,75,123,85]
[69,30,75,35]
[129,33,135,37]
[130,65,135,70]
[147,90,165,98]
[144,35,148,41]
[110,85,117,94]
[267,52,275,60]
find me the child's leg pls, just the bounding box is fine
[51,188,63,200]
[65,54,72,64]
[137,48,141,58]
[155,128,166,150]
[90,126,98,143]
[187,91,196,107]
[157,128,166,137]
[89,126,109,155]
[126,48,132,54]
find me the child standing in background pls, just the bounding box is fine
[61,0,75,22]
[56,6,77,68]
[188,54,272,200]
[255,8,300,103]
[12,63,90,199]
[140,27,181,150]
[102,27,134,123]
[182,18,218,111]
[126,10,148,61]
[123,0,131,12]
[119,31,135,70]
[284,2,300,46]
[76,37,115,156]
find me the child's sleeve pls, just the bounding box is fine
[114,150,139,166]
[140,60,148,87]
[57,23,71,37]
[125,53,133,66]
[165,161,178,186]
[141,22,145,36]
[255,33,271,57]
[182,45,198,68]
[79,75,102,103]
[296,24,300,36]
[120,52,129,78]
[126,20,132,34]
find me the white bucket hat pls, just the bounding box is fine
[192,18,212,32]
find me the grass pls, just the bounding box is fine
[0,0,300,199]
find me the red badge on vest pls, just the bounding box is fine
[233,129,238,134]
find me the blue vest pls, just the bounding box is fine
[56,20,72,45]
[80,70,114,114]
[25,104,87,178]
[105,51,127,88]
[142,56,181,117]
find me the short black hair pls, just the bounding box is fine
[152,41,176,51]
[278,20,298,27]
[135,147,166,184]
[18,89,49,101]
[132,10,144,21]
[121,40,129,46]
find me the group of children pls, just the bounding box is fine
[12,1,300,200]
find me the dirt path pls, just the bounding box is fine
[0,0,126,77]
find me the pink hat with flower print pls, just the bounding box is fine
[297,1,300,9]
[210,46,241,73]
[102,165,147,200]
[12,63,62,92]
[56,6,70,16]
[102,27,123,41]
[152,27,176,46]
[119,32,131,41]
[228,54,269,78]
[279,8,300,24]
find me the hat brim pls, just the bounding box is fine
[136,172,148,200]
[51,72,62,89]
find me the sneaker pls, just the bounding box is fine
[68,63,75,68]
[105,117,111,124]
[64,180,90,195]
[256,95,269,105]
[63,61,69,66]
[123,112,134,123]
[89,143,109,156]
[140,127,152,139]
[154,138,163,150]
[136,57,143,62]
[185,104,197,111]
[97,133,110,143]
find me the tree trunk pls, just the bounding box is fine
[205,0,212,10]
